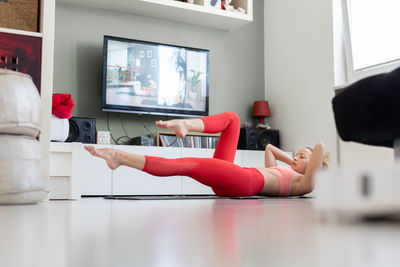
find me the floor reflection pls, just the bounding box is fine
[1,198,400,267]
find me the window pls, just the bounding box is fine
[342,0,400,82]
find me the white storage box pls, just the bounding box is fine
[0,135,48,204]
[315,165,400,220]
[0,69,41,137]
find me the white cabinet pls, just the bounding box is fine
[50,143,296,198]
[242,150,265,167]
[56,0,253,30]
[242,150,293,168]
[51,142,290,198]
[49,142,81,199]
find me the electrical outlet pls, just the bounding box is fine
[324,152,330,162]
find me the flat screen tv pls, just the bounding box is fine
[102,35,209,117]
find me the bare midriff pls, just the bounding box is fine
[255,168,280,196]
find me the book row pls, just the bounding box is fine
[159,135,219,148]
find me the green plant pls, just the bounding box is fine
[188,69,203,92]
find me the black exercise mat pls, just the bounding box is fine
[103,195,308,200]
[104,195,269,200]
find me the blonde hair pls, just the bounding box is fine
[305,147,329,169]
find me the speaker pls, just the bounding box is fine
[238,128,280,150]
[66,117,96,144]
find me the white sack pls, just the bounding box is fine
[0,69,41,137]
[0,135,48,204]
[51,115,69,142]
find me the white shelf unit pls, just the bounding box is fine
[56,0,253,30]
[0,0,55,196]
[49,142,82,199]
[39,0,56,189]
[0,27,43,37]
[50,142,292,198]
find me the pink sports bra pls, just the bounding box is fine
[269,166,298,196]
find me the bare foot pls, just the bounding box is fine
[155,120,188,138]
[84,145,120,170]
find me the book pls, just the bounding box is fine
[158,133,219,148]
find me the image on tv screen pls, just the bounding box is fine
[103,37,209,116]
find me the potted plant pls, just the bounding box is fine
[188,69,203,99]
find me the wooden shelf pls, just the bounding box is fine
[56,0,253,30]
[0,27,43,38]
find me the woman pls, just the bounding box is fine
[85,112,326,197]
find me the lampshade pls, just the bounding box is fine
[252,100,271,117]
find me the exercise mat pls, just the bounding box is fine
[103,195,306,200]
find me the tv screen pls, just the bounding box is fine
[102,36,209,117]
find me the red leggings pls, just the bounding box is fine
[143,112,265,197]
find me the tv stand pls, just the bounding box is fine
[49,142,291,199]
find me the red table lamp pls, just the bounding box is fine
[252,100,271,128]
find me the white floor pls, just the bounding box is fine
[1,197,399,267]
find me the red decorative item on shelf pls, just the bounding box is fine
[252,100,271,125]
[52,94,75,119]
[0,32,42,92]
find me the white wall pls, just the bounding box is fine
[333,0,347,87]
[264,0,337,167]
[54,2,265,142]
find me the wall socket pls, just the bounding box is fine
[324,152,330,162]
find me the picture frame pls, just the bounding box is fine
[0,32,42,92]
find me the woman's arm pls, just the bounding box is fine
[265,144,294,167]
[297,141,325,194]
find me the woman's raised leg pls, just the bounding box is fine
[156,112,240,162]
[200,112,240,162]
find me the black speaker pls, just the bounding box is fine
[66,117,96,144]
[238,128,280,150]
